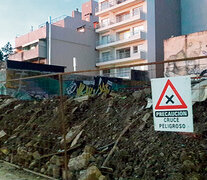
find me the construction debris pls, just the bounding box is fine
[0,89,206,179]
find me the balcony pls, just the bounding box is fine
[96,31,145,50]
[96,50,146,66]
[96,10,145,33]
[9,46,47,61]
[96,0,145,16]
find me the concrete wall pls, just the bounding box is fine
[181,0,207,35]
[82,0,98,22]
[164,31,207,76]
[147,0,181,77]
[15,27,46,48]
[50,25,98,72]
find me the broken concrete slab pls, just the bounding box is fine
[68,152,94,171]
[0,130,6,138]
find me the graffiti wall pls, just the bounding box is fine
[1,69,144,100]
[164,31,207,77]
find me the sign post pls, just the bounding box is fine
[151,76,193,132]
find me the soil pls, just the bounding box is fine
[0,89,207,179]
[0,162,47,180]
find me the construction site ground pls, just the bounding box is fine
[0,88,207,179]
[0,161,47,180]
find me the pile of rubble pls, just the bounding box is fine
[0,88,207,180]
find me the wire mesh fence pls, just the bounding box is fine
[0,57,206,179]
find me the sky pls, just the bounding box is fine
[0,0,90,49]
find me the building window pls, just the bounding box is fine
[117,30,130,40]
[101,51,111,62]
[133,44,144,54]
[103,69,110,77]
[101,1,109,11]
[116,12,130,23]
[132,6,143,16]
[23,43,38,51]
[101,18,109,27]
[117,0,127,4]
[101,35,110,45]
[116,48,130,59]
[133,46,138,53]
[117,68,130,78]
[77,27,85,32]
[133,26,144,35]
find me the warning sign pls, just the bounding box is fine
[151,76,193,132]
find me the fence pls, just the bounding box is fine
[0,57,206,179]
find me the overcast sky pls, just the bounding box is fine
[0,0,90,48]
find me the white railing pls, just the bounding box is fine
[97,55,114,63]
[116,51,131,59]
[95,0,129,13]
[97,50,145,64]
[96,10,142,30]
[96,31,143,46]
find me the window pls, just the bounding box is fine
[133,46,138,53]
[101,51,111,62]
[117,30,130,40]
[116,48,130,59]
[101,18,109,27]
[133,44,144,54]
[117,0,127,4]
[77,27,85,32]
[133,26,144,35]
[117,68,130,78]
[101,1,109,11]
[132,6,143,16]
[101,35,110,45]
[116,12,130,23]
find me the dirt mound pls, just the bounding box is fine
[0,90,207,180]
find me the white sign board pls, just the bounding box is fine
[151,76,193,132]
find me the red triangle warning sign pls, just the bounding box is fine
[155,79,187,110]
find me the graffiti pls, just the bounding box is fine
[75,79,112,97]
[65,77,113,97]
[0,68,136,100]
[164,32,207,77]
[66,81,77,95]
[27,91,49,99]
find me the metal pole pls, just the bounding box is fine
[48,16,52,65]
[58,74,68,180]
[73,57,77,72]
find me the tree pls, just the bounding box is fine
[1,42,13,61]
[0,50,3,61]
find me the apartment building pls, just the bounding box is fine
[9,0,98,72]
[95,0,147,78]
[95,0,181,78]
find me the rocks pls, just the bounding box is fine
[183,160,196,172]
[74,96,89,103]
[52,165,61,179]
[0,130,6,138]
[61,122,86,144]
[50,155,63,167]
[79,166,106,180]
[142,112,151,122]
[0,98,16,110]
[167,173,184,180]
[132,91,144,101]
[180,151,189,162]
[0,92,206,179]
[68,152,94,171]
[62,170,74,180]
[71,130,84,148]
[0,147,9,155]
[32,151,41,160]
